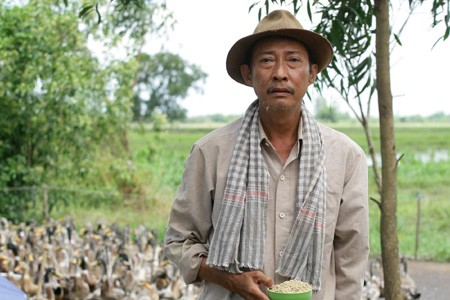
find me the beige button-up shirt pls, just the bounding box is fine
[164,117,369,300]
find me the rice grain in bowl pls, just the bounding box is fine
[267,280,312,300]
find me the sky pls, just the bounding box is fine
[160,0,450,117]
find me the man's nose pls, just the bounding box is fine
[272,61,288,81]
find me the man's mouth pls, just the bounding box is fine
[267,86,295,94]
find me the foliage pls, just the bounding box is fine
[131,52,207,122]
[0,0,208,221]
[313,97,352,122]
[78,0,156,26]
[0,1,110,186]
[78,0,207,123]
[250,0,450,41]
[185,114,244,125]
[397,111,450,123]
[80,0,173,54]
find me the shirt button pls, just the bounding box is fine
[279,212,285,219]
[280,174,286,181]
[279,251,284,257]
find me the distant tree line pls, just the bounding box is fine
[183,114,244,124]
[182,102,450,124]
[396,111,450,123]
[313,97,353,123]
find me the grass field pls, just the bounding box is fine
[59,122,450,261]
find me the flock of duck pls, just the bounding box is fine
[0,216,421,300]
[0,217,201,299]
[362,256,421,300]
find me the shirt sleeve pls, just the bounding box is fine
[334,146,370,299]
[163,144,214,284]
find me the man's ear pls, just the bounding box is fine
[309,64,319,85]
[240,64,253,86]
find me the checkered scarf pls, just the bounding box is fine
[207,100,326,291]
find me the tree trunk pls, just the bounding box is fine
[374,0,402,299]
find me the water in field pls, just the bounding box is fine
[415,149,449,163]
[366,149,449,166]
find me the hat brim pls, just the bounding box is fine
[226,29,333,85]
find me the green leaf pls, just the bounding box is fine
[293,0,301,15]
[356,76,372,97]
[329,19,345,53]
[354,57,371,78]
[249,2,259,13]
[307,0,312,21]
[79,4,94,19]
[95,3,102,24]
[394,33,402,46]
[444,26,449,41]
[369,80,376,98]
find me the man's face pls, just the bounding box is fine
[240,37,318,113]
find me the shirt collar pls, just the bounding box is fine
[258,115,304,155]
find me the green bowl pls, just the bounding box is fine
[267,289,312,300]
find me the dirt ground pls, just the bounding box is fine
[407,259,450,300]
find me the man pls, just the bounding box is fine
[164,10,369,300]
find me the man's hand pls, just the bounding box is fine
[226,270,274,299]
[198,258,273,299]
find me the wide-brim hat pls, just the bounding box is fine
[226,9,333,85]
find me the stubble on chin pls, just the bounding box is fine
[260,101,298,112]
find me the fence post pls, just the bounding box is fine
[414,191,422,260]
[43,184,49,220]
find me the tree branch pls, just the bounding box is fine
[370,196,382,210]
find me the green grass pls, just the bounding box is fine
[359,123,450,261]
[322,123,450,152]
[63,122,450,261]
[367,186,450,261]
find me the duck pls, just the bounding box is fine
[400,256,421,299]
[43,267,63,300]
[100,273,126,300]
[363,256,421,300]
[19,262,39,297]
